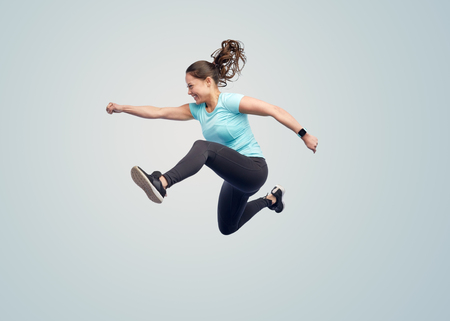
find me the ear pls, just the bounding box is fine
[205,77,212,86]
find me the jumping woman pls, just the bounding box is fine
[106,39,318,235]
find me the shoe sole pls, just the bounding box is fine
[131,166,164,204]
[273,184,286,213]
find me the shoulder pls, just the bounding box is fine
[221,93,244,114]
[189,102,206,120]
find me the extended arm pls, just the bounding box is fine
[106,102,194,121]
[239,96,318,153]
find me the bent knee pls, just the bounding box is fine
[218,222,238,236]
[193,139,207,147]
[191,140,210,153]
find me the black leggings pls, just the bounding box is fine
[163,140,271,235]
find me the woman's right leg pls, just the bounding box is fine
[133,140,260,203]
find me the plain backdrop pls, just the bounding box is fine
[1,0,449,320]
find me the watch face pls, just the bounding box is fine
[298,129,307,137]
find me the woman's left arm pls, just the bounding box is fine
[239,96,318,153]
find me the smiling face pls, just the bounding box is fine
[185,72,213,104]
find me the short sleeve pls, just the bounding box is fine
[189,103,199,120]
[222,93,244,114]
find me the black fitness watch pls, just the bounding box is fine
[297,128,307,138]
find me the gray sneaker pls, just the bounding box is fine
[131,166,166,204]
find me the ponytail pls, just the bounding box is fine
[186,39,247,87]
[211,39,246,87]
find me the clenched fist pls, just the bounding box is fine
[106,102,123,114]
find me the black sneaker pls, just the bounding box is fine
[131,166,166,204]
[267,185,285,213]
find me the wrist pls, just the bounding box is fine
[297,128,307,139]
[121,104,131,112]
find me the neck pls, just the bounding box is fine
[205,90,221,109]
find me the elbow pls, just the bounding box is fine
[151,107,164,119]
[271,105,284,119]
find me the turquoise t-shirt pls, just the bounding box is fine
[189,92,264,158]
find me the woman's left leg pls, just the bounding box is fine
[217,181,272,235]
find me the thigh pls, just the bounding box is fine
[217,181,255,235]
[206,143,268,193]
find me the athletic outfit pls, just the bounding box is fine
[134,93,284,235]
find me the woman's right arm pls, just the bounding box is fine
[106,102,194,121]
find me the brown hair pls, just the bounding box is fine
[186,39,247,87]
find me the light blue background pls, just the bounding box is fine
[1,0,448,320]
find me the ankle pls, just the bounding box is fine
[159,175,168,189]
[265,194,276,205]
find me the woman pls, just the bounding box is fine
[106,40,318,235]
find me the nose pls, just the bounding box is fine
[187,88,192,95]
